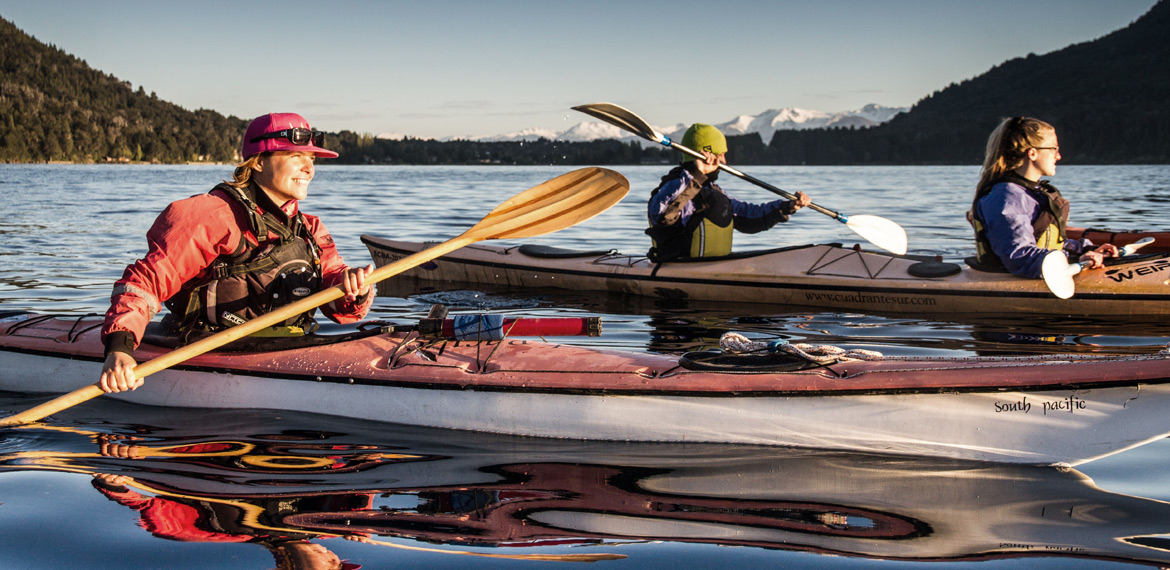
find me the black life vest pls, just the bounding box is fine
[646,166,734,262]
[164,182,324,338]
[971,173,1070,270]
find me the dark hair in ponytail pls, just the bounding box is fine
[975,116,1054,194]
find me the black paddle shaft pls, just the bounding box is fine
[722,165,842,221]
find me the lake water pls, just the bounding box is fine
[2,163,1170,569]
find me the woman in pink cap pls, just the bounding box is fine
[98,113,375,393]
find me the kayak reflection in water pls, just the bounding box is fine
[82,432,391,569]
[646,123,811,262]
[91,473,365,570]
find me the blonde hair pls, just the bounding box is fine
[975,116,1054,194]
[226,154,266,189]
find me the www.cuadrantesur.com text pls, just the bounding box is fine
[803,292,938,306]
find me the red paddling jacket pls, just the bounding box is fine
[101,183,372,355]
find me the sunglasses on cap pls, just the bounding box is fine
[249,127,326,147]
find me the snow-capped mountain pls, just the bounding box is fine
[431,104,907,144]
[707,104,906,143]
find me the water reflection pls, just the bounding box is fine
[378,278,1170,358]
[6,402,1170,568]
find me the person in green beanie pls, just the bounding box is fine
[646,123,811,262]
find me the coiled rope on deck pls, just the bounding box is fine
[719,332,885,364]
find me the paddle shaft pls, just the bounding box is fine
[571,102,846,221]
[666,140,843,221]
[569,102,908,253]
[1070,237,1154,274]
[0,238,473,427]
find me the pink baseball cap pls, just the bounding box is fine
[241,112,339,159]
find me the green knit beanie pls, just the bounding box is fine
[679,123,727,161]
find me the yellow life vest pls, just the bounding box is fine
[1035,223,1064,250]
[971,175,1069,270]
[689,216,734,258]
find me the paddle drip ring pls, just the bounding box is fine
[719,332,884,363]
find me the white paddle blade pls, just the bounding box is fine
[1041,250,1079,299]
[1038,236,1153,301]
[1122,236,1155,256]
[844,214,908,255]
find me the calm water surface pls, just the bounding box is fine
[2,163,1170,569]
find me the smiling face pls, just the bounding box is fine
[253,151,316,204]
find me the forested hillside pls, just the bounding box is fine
[0,13,665,166]
[766,1,1170,165]
[328,131,671,166]
[0,16,246,163]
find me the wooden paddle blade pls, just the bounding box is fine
[844,214,908,255]
[572,103,666,144]
[1041,250,1078,299]
[466,167,629,240]
[0,385,105,427]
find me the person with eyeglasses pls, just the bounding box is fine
[98,113,375,394]
[968,116,1118,277]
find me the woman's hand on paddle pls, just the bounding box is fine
[1098,243,1120,257]
[343,264,374,302]
[1081,244,1119,269]
[100,352,142,393]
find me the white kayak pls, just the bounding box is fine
[3,311,1170,465]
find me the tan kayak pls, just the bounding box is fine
[362,235,1170,316]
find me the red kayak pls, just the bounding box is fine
[3,311,1170,465]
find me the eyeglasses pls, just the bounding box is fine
[250,127,326,147]
[1033,146,1060,153]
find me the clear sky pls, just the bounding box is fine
[0,0,1158,139]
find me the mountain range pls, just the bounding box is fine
[381,104,907,145]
